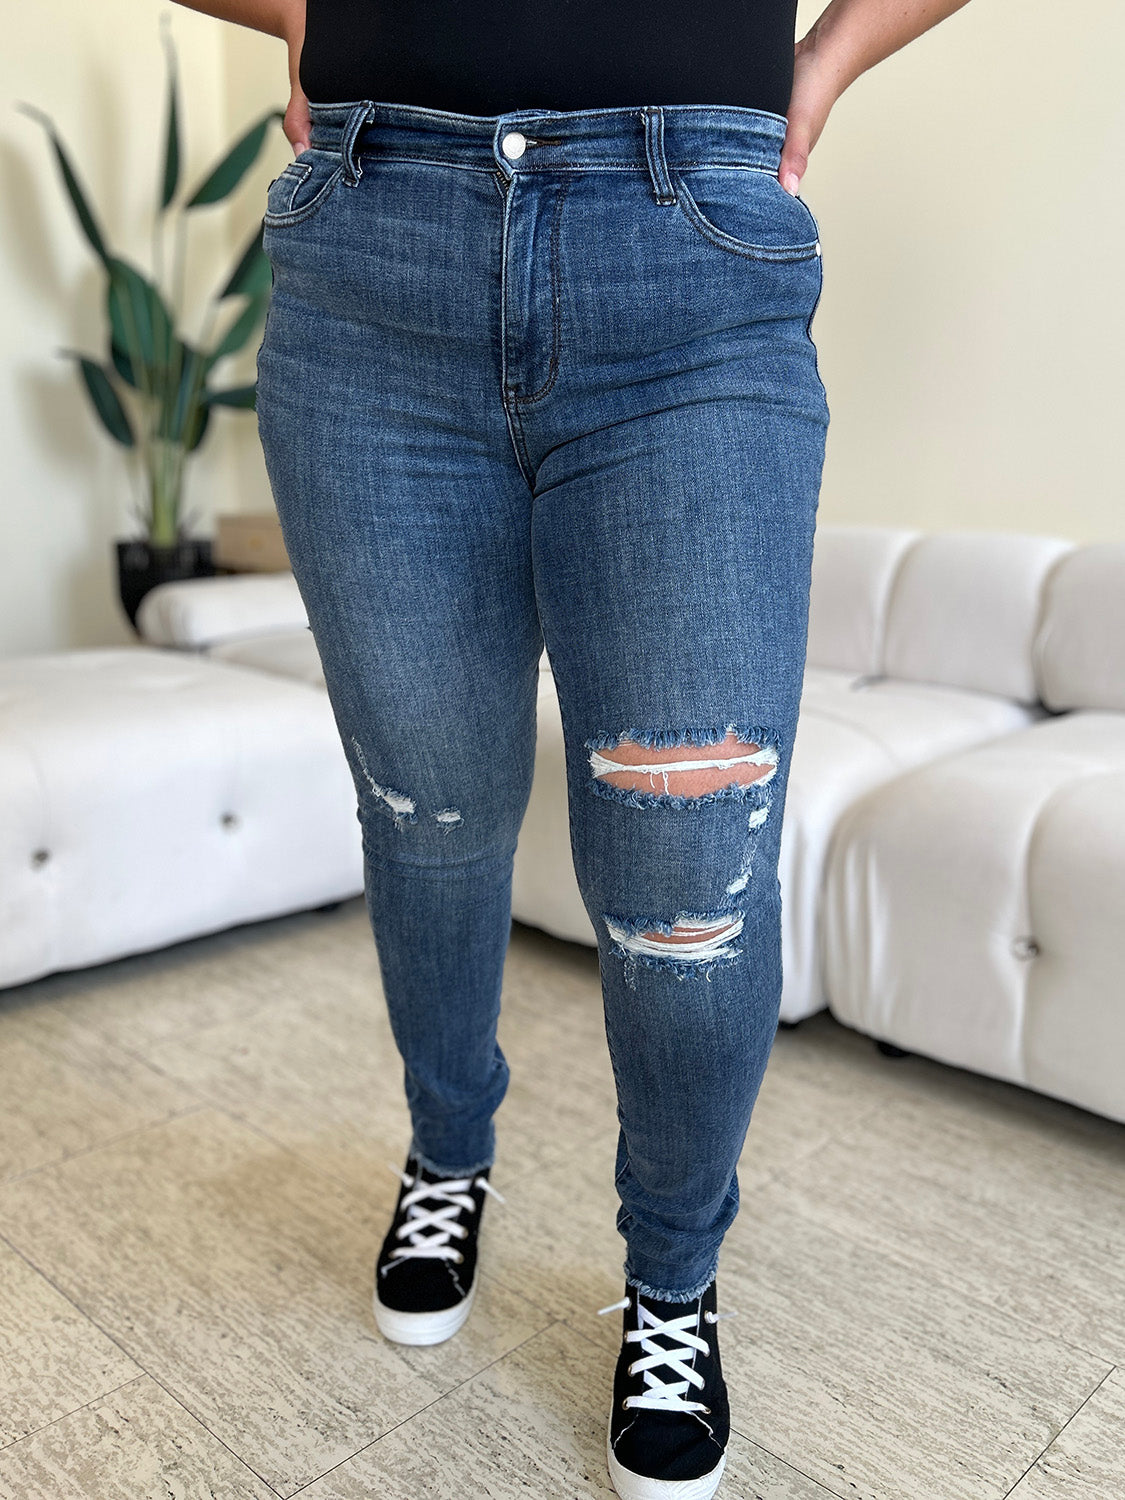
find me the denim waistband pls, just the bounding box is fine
[306,99,789,195]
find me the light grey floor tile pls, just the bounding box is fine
[138,984,416,1211]
[476,1132,639,1336]
[126,938,619,1204]
[35,908,613,1207]
[3,901,1118,1500]
[495,926,621,1183]
[0,1239,139,1449]
[1008,1365,1125,1498]
[746,1011,939,1173]
[298,1320,836,1500]
[0,1375,277,1500]
[478,1127,775,1350]
[0,1006,196,1181]
[767,1080,1125,1365]
[14,901,368,1051]
[715,1189,1110,1500]
[0,1109,551,1496]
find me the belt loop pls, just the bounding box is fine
[341,99,377,186]
[640,106,676,205]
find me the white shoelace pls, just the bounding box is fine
[385,1162,505,1264]
[597,1294,738,1414]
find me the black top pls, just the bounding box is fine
[300,1,798,120]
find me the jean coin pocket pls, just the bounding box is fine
[264,148,346,228]
[672,166,821,262]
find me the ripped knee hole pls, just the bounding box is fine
[589,728,777,798]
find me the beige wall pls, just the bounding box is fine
[2,2,1123,651]
[798,0,1125,542]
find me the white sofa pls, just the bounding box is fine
[0,643,361,989]
[823,542,1125,1125]
[4,528,1121,1123]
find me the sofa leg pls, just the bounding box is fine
[875,1039,911,1059]
[315,900,344,914]
[777,1019,801,1031]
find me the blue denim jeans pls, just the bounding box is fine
[256,98,829,1302]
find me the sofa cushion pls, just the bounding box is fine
[806,525,920,676]
[136,571,308,649]
[0,647,361,989]
[880,531,1073,704]
[780,676,1035,1020]
[802,665,871,695]
[207,628,551,687]
[821,711,1125,1124]
[208,628,325,688]
[1034,543,1125,713]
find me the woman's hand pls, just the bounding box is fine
[282,8,311,155]
[778,30,840,195]
[779,0,974,194]
[168,1,312,152]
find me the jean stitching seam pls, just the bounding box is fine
[673,175,821,262]
[263,164,346,228]
[501,394,538,484]
[511,173,572,407]
[348,155,784,172]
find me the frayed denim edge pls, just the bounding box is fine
[410,1144,495,1179]
[606,938,744,983]
[590,778,769,810]
[624,1262,719,1303]
[584,722,782,754]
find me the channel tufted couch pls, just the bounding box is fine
[821,540,1125,1126]
[2,527,1121,1123]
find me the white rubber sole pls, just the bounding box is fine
[373,1278,477,1346]
[607,1427,726,1500]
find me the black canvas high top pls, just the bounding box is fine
[597,1278,734,1500]
[373,1153,503,1345]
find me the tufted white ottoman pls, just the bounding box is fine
[821,712,1125,1123]
[0,646,363,990]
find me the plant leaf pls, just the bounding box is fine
[16,102,110,265]
[207,293,269,364]
[61,349,135,446]
[110,335,137,388]
[159,22,181,210]
[218,221,271,300]
[107,256,176,381]
[204,384,257,410]
[158,343,209,445]
[185,401,211,452]
[183,110,283,208]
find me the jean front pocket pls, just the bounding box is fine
[672,165,821,262]
[264,147,347,229]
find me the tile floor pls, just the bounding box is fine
[0,898,1122,1499]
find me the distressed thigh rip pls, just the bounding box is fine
[589,723,781,984]
[585,723,779,808]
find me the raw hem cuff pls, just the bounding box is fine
[624,1261,719,1304]
[410,1143,495,1179]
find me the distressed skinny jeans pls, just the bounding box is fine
[256,99,829,1302]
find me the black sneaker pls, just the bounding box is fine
[372,1153,503,1345]
[597,1278,735,1500]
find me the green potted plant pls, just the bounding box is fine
[17,17,284,628]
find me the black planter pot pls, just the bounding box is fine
[115,537,215,631]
